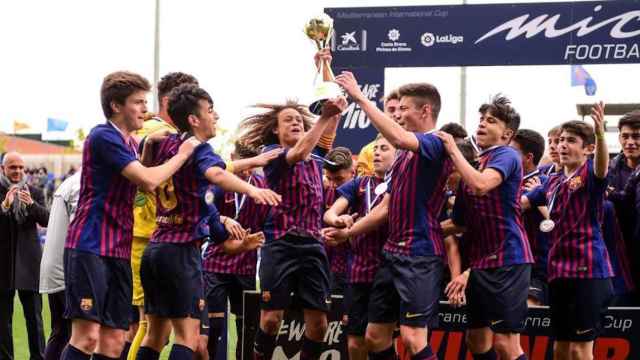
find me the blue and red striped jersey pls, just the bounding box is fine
[452,146,533,269]
[527,159,614,280]
[522,171,550,279]
[150,134,226,244]
[203,175,269,275]
[262,145,326,242]
[324,185,349,276]
[602,201,634,295]
[337,176,388,283]
[65,123,138,259]
[384,132,453,257]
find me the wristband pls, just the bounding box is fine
[595,132,605,140]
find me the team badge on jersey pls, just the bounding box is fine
[80,298,93,311]
[204,190,215,205]
[569,176,583,191]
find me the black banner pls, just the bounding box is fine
[240,292,640,359]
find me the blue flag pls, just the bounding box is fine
[570,65,597,96]
[47,117,68,132]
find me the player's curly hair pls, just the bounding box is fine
[157,72,199,102]
[324,147,353,172]
[479,94,521,132]
[237,100,314,151]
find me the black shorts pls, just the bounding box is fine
[330,272,347,297]
[141,242,205,319]
[204,272,256,315]
[259,235,331,312]
[549,278,613,342]
[63,248,132,330]
[528,272,548,305]
[345,282,373,336]
[466,264,531,333]
[368,252,443,328]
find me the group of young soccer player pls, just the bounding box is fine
[56,48,640,360]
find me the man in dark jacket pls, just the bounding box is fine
[0,152,50,360]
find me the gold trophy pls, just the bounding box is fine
[305,14,342,115]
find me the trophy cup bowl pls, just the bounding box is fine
[305,14,342,115]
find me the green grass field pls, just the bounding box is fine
[12,295,237,359]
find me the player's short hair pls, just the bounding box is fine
[324,147,353,173]
[618,110,640,131]
[398,83,442,121]
[513,129,546,165]
[233,140,259,159]
[157,72,199,103]
[100,71,151,119]
[560,120,595,147]
[548,125,562,137]
[382,89,400,105]
[440,122,468,140]
[479,94,520,132]
[168,83,213,133]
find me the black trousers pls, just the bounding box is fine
[44,291,69,360]
[0,289,45,360]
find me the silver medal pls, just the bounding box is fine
[539,219,555,233]
[374,182,387,195]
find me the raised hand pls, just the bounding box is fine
[178,136,201,158]
[249,188,282,206]
[591,101,606,136]
[334,71,367,103]
[252,148,284,167]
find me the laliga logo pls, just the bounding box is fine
[421,32,463,47]
[475,4,640,44]
[421,32,436,47]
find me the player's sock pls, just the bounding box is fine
[92,354,119,360]
[119,342,131,360]
[136,346,160,360]
[515,354,528,360]
[61,344,91,360]
[235,317,245,360]
[128,320,148,360]
[369,346,399,360]
[300,336,324,359]
[168,343,193,360]
[253,328,277,360]
[411,345,436,360]
[207,317,225,357]
[472,348,498,360]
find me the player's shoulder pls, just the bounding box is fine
[89,123,118,139]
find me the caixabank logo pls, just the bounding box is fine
[421,32,464,47]
[332,30,367,52]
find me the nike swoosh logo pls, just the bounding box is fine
[201,325,210,329]
[490,320,504,326]
[529,287,542,291]
[576,328,593,335]
[405,312,426,319]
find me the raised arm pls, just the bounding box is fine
[335,71,418,152]
[204,167,281,206]
[286,97,346,164]
[122,137,200,192]
[592,102,608,179]
[436,131,503,196]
